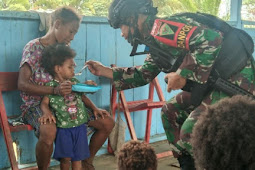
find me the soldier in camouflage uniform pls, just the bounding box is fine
[86,0,255,169]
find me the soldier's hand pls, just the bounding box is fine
[164,72,186,93]
[86,60,105,76]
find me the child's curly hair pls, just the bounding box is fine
[118,140,157,170]
[41,43,76,76]
[191,95,255,170]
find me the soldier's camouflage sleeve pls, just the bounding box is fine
[112,54,161,91]
[151,15,224,85]
[176,27,223,84]
[227,60,255,97]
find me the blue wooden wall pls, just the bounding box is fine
[1,5,255,169]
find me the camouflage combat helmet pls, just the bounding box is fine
[108,0,158,29]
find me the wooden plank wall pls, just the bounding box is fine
[0,8,255,168]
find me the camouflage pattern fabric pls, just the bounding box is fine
[112,15,255,157]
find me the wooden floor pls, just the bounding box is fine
[49,140,180,170]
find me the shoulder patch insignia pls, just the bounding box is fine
[159,23,174,36]
[150,19,197,50]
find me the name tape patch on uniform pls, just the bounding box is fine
[151,19,197,50]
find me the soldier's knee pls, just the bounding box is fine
[162,102,178,115]
[180,118,195,141]
[161,104,167,115]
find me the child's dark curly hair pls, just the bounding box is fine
[118,140,157,170]
[191,95,255,170]
[41,43,76,76]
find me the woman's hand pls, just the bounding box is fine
[164,72,186,93]
[55,80,74,96]
[92,108,110,120]
[38,112,56,125]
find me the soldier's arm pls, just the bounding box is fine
[112,54,161,91]
[176,27,223,84]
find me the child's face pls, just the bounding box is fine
[58,58,76,79]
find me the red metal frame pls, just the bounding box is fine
[108,71,173,158]
[0,72,37,170]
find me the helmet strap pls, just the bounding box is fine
[127,14,144,46]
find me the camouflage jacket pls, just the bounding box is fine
[112,14,255,103]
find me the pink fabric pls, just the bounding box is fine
[19,38,53,115]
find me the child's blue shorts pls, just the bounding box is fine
[53,124,90,161]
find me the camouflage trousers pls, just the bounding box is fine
[161,91,208,158]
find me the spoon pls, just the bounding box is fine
[75,65,88,76]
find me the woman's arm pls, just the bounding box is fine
[18,63,73,96]
[18,63,54,95]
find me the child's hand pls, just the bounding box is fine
[38,112,56,125]
[84,80,97,86]
[93,108,110,119]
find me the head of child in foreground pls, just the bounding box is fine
[118,140,157,170]
[191,95,255,170]
[41,43,76,80]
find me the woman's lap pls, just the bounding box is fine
[23,105,96,137]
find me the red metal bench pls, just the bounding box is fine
[0,72,37,170]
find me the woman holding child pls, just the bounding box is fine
[18,6,114,170]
